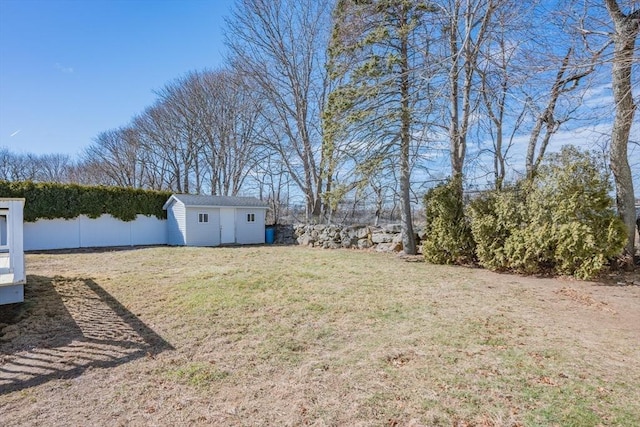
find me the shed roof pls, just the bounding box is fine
[163,194,269,210]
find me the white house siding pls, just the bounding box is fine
[234,208,266,244]
[185,207,220,246]
[23,215,166,251]
[1,199,25,304]
[167,200,186,245]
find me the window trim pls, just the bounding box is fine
[198,213,209,223]
[246,213,255,223]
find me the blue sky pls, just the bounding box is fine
[0,0,234,157]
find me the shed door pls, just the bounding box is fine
[220,208,235,244]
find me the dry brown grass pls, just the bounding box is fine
[1,245,639,426]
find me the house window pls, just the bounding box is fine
[198,213,209,223]
[247,213,255,223]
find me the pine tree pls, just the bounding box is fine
[324,0,436,254]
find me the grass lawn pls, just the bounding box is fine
[1,246,639,426]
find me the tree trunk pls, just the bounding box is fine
[448,7,462,180]
[399,4,416,255]
[604,0,639,259]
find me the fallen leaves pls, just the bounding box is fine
[555,287,617,313]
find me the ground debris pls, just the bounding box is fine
[554,287,617,313]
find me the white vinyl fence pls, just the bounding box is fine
[24,215,167,251]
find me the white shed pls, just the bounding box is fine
[0,198,26,305]
[163,194,269,246]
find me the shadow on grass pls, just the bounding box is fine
[0,275,173,395]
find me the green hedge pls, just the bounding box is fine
[422,176,476,264]
[0,181,171,222]
[468,147,626,279]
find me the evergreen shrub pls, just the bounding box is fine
[469,146,626,279]
[422,176,475,264]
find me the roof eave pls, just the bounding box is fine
[184,205,269,209]
[162,195,179,210]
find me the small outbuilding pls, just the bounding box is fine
[0,198,26,305]
[163,194,269,246]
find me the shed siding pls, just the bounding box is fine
[235,208,266,244]
[167,200,186,245]
[185,207,220,246]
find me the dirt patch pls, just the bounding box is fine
[555,287,617,313]
[2,246,639,426]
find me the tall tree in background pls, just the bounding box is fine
[603,0,639,259]
[524,38,605,181]
[0,148,75,183]
[196,70,263,196]
[154,73,207,194]
[155,70,262,196]
[325,0,436,254]
[84,127,146,188]
[82,69,264,195]
[226,0,332,220]
[438,0,497,186]
[134,102,194,193]
[457,0,609,188]
[475,0,531,189]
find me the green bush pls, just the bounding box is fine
[469,146,626,279]
[0,181,171,222]
[468,185,524,271]
[422,176,475,264]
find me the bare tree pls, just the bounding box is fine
[83,127,146,187]
[250,150,292,224]
[603,0,639,258]
[195,70,263,196]
[33,153,73,182]
[0,148,21,181]
[439,0,498,185]
[154,74,207,194]
[0,148,74,183]
[226,0,332,220]
[475,1,530,189]
[134,102,196,193]
[469,1,612,189]
[78,67,265,196]
[525,45,604,179]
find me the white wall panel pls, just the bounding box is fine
[79,215,131,248]
[131,214,167,245]
[24,215,167,250]
[24,217,81,250]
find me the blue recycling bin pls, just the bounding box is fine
[265,226,275,244]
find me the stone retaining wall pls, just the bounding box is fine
[292,223,425,253]
[272,224,296,244]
